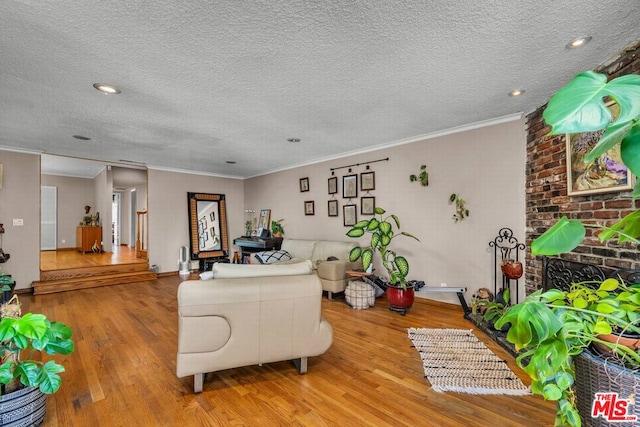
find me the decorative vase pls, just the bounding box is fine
[0,386,46,427]
[500,260,523,280]
[387,284,415,316]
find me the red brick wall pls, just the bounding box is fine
[525,40,640,295]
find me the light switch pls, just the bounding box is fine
[12,219,23,226]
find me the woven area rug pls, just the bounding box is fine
[407,328,530,395]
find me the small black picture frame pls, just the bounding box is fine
[305,200,315,215]
[361,196,375,215]
[360,171,375,191]
[328,176,338,194]
[300,177,310,192]
[343,204,357,226]
[328,199,338,217]
[343,174,358,199]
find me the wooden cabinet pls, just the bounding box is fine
[76,226,102,254]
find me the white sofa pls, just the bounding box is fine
[280,239,360,299]
[176,261,333,393]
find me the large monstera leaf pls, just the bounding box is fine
[532,71,640,254]
[544,71,640,168]
[543,71,640,136]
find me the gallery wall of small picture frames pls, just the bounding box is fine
[326,157,388,225]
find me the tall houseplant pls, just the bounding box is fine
[346,207,419,313]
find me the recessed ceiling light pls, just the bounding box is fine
[72,135,91,140]
[508,89,525,97]
[566,36,592,49]
[226,161,237,164]
[287,138,301,143]
[93,83,121,94]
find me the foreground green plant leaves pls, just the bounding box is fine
[531,217,585,256]
[0,309,74,395]
[532,71,640,255]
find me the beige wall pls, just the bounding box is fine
[147,169,244,273]
[245,119,527,304]
[41,174,95,249]
[0,118,525,298]
[0,151,41,290]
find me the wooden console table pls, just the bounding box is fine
[77,226,102,254]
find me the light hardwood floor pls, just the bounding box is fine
[19,277,555,426]
[40,246,145,271]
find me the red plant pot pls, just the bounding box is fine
[501,260,523,280]
[387,285,415,315]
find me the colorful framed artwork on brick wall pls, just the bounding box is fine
[565,102,634,195]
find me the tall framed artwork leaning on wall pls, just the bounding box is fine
[565,101,634,195]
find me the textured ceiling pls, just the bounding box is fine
[1,1,639,178]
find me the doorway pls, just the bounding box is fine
[40,154,148,272]
[112,192,121,246]
[40,186,57,250]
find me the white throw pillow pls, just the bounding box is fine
[211,260,313,279]
[254,250,293,264]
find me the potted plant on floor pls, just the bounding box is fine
[0,294,75,425]
[497,70,640,426]
[346,207,420,315]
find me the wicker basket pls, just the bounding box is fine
[574,348,640,426]
[345,281,375,309]
[0,386,46,427]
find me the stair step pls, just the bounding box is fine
[40,262,150,281]
[33,268,157,295]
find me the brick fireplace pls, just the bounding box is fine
[524,40,640,295]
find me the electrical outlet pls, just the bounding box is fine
[61,239,66,244]
[12,219,23,226]
[440,282,447,287]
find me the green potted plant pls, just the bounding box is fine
[497,70,640,427]
[481,288,510,330]
[271,219,285,237]
[345,207,419,314]
[495,278,640,427]
[0,294,75,424]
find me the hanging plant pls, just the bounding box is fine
[449,194,469,222]
[409,165,428,186]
